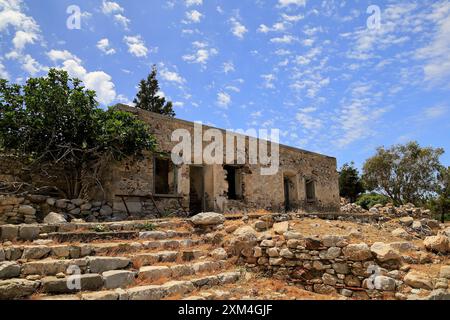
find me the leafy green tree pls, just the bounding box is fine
[339,162,365,202]
[0,69,156,198]
[362,141,444,206]
[428,166,450,222]
[355,193,390,210]
[133,65,175,117]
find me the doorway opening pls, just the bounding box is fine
[224,165,243,200]
[189,166,204,215]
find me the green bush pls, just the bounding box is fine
[356,193,390,210]
[141,222,156,231]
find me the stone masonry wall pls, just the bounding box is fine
[103,105,340,214]
[243,233,408,299]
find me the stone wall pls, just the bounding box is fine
[0,194,115,225]
[242,233,409,299]
[102,105,340,215]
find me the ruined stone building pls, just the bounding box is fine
[101,105,340,216]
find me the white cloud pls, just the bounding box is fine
[277,0,307,8]
[281,13,304,22]
[12,30,37,50]
[423,105,448,119]
[225,85,240,92]
[160,68,185,84]
[47,49,81,63]
[257,22,285,33]
[217,91,231,108]
[182,41,218,67]
[0,60,9,80]
[270,35,297,44]
[416,2,450,83]
[96,38,116,55]
[123,35,148,58]
[296,112,322,130]
[230,17,248,39]
[47,49,116,105]
[185,0,202,6]
[222,61,235,73]
[6,51,47,76]
[261,74,276,89]
[185,10,202,23]
[101,1,130,29]
[19,54,46,75]
[0,0,40,51]
[101,1,124,14]
[114,14,130,29]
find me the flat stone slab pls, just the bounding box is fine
[44,231,139,242]
[41,274,104,294]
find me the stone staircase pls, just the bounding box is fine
[0,219,242,300]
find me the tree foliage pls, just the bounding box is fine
[362,141,444,206]
[355,193,390,210]
[339,162,365,202]
[0,69,157,198]
[427,166,450,222]
[133,65,175,117]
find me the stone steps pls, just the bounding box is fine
[36,270,241,300]
[39,230,191,243]
[1,238,206,262]
[1,255,232,299]
[0,219,192,242]
[1,247,212,279]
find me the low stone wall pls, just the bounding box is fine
[242,234,411,299]
[0,195,115,225]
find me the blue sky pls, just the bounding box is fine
[1,0,449,170]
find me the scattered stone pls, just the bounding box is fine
[370,242,401,262]
[210,248,227,260]
[19,225,40,241]
[392,228,411,239]
[319,247,341,260]
[0,262,21,279]
[139,266,172,282]
[18,205,36,216]
[55,199,68,209]
[423,236,449,254]
[88,257,130,273]
[404,271,433,290]
[439,266,450,279]
[41,274,103,293]
[0,225,18,241]
[399,217,414,226]
[283,231,302,240]
[374,276,396,291]
[43,212,67,224]
[342,243,372,261]
[322,235,348,247]
[71,199,84,206]
[22,246,51,260]
[190,212,225,226]
[273,222,289,235]
[0,279,39,299]
[82,291,119,300]
[103,270,135,289]
[100,205,113,217]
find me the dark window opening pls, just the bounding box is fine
[224,165,243,200]
[306,180,316,202]
[154,157,176,195]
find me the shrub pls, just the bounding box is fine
[356,193,390,210]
